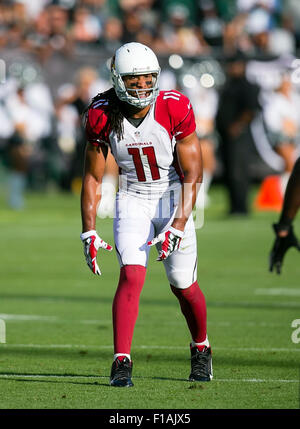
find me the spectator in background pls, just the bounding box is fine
[47,4,73,56]
[216,52,261,215]
[0,82,15,201]
[55,65,118,204]
[121,9,145,44]
[214,0,239,23]
[8,1,27,25]
[4,22,24,50]
[137,0,160,30]
[12,0,52,21]
[72,5,102,44]
[262,72,300,194]
[222,12,253,56]
[245,6,274,54]
[55,83,80,186]
[2,87,30,210]
[80,0,110,15]
[0,1,28,50]
[283,0,300,49]
[199,0,224,48]
[236,0,281,17]
[3,74,55,208]
[55,66,107,188]
[23,7,52,63]
[222,0,285,56]
[267,17,296,57]
[155,3,210,56]
[241,1,293,56]
[101,15,123,54]
[159,0,200,25]
[183,78,219,208]
[111,0,156,47]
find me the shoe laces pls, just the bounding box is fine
[114,358,132,379]
[191,348,210,375]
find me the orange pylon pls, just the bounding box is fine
[254,175,283,212]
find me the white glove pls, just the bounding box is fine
[148,226,184,261]
[80,230,113,275]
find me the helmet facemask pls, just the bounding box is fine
[111,43,161,108]
[112,69,160,108]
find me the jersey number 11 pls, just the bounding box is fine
[128,147,161,182]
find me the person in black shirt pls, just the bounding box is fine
[216,52,260,215]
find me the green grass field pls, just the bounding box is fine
[0,184,299,410]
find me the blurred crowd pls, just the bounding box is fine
[1,0,300,58]
[0,0,300,214]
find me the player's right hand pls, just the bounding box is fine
[80,230,113,275]
[269,223,300,274]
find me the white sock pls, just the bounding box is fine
[191,336,210,348]
[114,353,131,361]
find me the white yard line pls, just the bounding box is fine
[0,314,111,324]
[1,343,300,352]
[0,374,106,380]
[0,373,297,383]
[0,314,294,328]
[0,314,58,321]
[255,288,300,297]
[214,378,299,383]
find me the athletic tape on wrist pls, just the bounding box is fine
[169,226,184,238]
[80,230,98,241]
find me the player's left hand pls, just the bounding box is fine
[269,223,300,274]
[148,227,184,261]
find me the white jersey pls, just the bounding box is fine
[85,89,196,198]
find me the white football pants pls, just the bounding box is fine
[113,190,198,289]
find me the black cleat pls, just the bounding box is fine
[189,346,213,382]
[110,357,134,387]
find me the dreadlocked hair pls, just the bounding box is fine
[84,88,124,141]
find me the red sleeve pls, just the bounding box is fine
[173,109,196,141]
[85,104,110,147]
[155,91,196,141]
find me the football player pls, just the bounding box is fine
[270,156,300,274]
[80,42,212,387]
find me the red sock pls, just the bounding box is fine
[112,265,146,355]
[170,281,207,344]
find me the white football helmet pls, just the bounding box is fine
[111,42,160,108]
